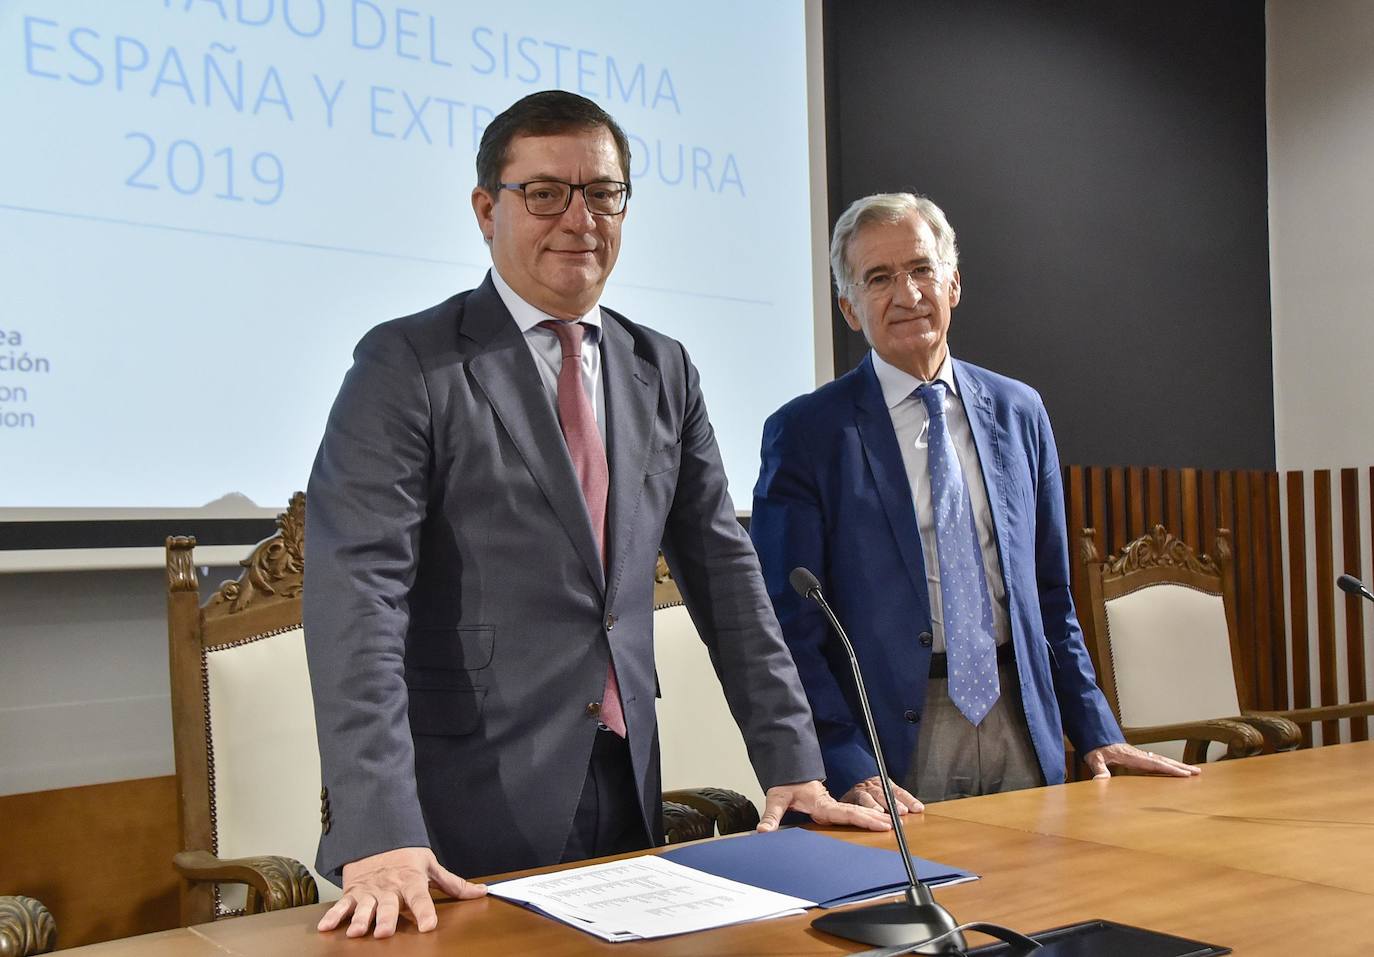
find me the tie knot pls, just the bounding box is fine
[539,319,585,359]
[916,381,947,417]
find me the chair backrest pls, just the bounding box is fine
[651,557,764,813]
[166,493,339,923]
[1082,525,1250,761]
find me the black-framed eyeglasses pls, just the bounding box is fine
[498,179,631,217]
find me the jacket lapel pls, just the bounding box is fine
[600,313,660,611]
[852,354,929,602]
[953,359,1012,569]
[464,278,605,592]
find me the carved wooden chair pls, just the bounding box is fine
[1082,526,1310,763]
[166,496,746,925]
[166,492,327,925]
[0,896,56,957]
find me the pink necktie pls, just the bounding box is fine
[539,320,625,738]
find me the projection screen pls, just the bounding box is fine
[0,0,830,551]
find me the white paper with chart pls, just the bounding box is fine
[489,854,812,941]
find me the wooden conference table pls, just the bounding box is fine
[69,742,1374,955]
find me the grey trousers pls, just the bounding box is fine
[902,657,1044,803]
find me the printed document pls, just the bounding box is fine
[490,855,812,941]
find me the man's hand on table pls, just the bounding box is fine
[838,775,925,815]
[1085,742,1201,779]
[757,779,894,832]
[317,846,487,939]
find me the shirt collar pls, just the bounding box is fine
[489,267,603,342]
[870,349,958,410]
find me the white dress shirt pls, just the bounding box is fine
[870,349,1011,653]
[491,267,607,445]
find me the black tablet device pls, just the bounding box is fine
[966,919,1230,956]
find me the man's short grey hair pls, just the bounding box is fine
[829,192,959,295]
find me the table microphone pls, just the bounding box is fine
[1337,573,1374,603]
[789,567,1040,954]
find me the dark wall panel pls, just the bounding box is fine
[825,0,1272,469]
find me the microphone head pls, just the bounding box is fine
[789,566,821,598]
[1337,573,1366,596]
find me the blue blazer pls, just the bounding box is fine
[751,353,1122,796]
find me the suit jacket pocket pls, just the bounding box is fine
[408,687,486,737]
[645,439,682,476]
[407,625,495,671]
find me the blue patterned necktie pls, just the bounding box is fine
[917,381,1000,726]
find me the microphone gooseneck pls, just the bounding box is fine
[789,566,923,895]
[788,566,1040,953]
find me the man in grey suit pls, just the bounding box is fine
[305,91,887,940]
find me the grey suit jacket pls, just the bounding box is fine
[304,275,823,881]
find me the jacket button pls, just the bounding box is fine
[904,710,920,723]
[586,701,602,717]
[918,632,933,648]
[606,614,617,630]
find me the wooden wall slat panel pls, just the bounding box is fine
[1287,471,1313,747]
[1066,466,1090,647]
[1202,470,1218,556]
[1219,471,1235,542]
[1089,468,1108,569]
[1267,473,1288,712]
[1218,466,1236,673]
[1182,468,1200,553]
[1344,469,1369,742]
[1314,470,1339,745]
[1147,466,1164,528]
[1109,467,1127,556]
[1249,471,1274,710]
[1165,469,1182,543]
[1362,466,1374,742]
[1067,466,1085,538]
[1234,471,1255,705]
[1129,466,1147,539]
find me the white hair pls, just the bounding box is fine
[829,192,959,295]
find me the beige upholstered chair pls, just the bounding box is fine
[651,558,761,835]
[166,497,743,926]
[1082,526,1306,763]
[166,493,329,924]
[0,896,56,956]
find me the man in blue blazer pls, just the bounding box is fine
[752,193,1198,813]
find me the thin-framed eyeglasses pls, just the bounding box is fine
[498,179,631,216]
[847,262,948,297]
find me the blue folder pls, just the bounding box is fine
[660,827,976,908]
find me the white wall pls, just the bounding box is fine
[1266,1,1374,745]
[0,564,238,795]
[1269,0,1374,469]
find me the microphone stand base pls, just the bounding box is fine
[812,898,967,952]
